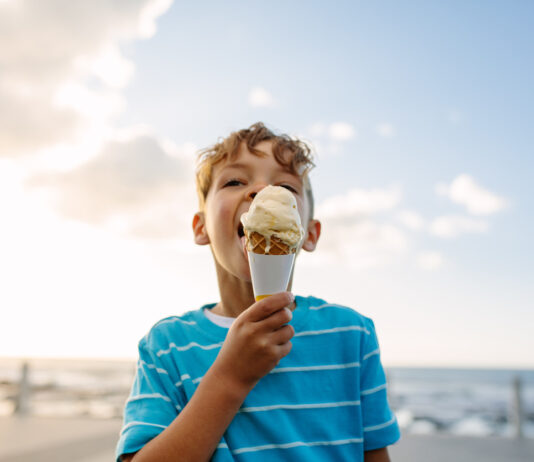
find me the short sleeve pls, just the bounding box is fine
[115,337,184,461]
[360,318,400,451]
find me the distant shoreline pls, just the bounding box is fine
[1,356,533,371]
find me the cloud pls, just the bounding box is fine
[430,215,488,238]
[417,251,444,270]
[0,88,81,156]
[53,81,123,120]
[309,218,408,270]
[328,122,356,141]
[436,174,508,215]
[307,186,407,269]
[305,122,357,157]
[28,132,197,239]
[248,86,274,107]
[376,123,396,138]
[0,0,172,157]
[396,210,425,231]
[77,45,135,89]
[316,186,402,219]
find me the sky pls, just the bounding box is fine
[1,0,533,368]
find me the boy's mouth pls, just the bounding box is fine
[237,223,248,259]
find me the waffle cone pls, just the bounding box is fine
[246,231,295,255]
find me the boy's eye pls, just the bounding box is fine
[223,179,243,187]
[280,184,298,193]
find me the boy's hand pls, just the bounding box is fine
[211,292,294,394]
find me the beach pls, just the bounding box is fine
[1,416,533,462]
[0,416,120,462]
[1,359,533,460]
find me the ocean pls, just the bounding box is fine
[386,367,534,438]
[1,358,533,439]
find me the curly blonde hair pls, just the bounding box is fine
[196,122,315,217]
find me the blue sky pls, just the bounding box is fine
[122,0,533,216]
[0,0,532,367]
[121,0,533,316]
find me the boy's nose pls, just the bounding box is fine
[248,184,268,200]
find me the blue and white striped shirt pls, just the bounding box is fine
[116,296,400,461]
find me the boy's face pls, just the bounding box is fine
[194,141,319,282]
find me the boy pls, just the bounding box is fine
[116,122,400,461]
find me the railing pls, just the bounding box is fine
[511,375,525,439]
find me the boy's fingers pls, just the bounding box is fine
[276,341,293,358]
[246,292,294,323]
[261,307,293,331]
[271,324,294,345]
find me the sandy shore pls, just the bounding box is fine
[0,416,122,462]
[0,416,533,462]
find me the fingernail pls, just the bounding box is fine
[288,292,295,302]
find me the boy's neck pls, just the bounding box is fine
[212,261,256,318]
[210,257,296,318]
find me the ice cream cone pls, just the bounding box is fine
[245,231,296,300]
[240,185,303,301]
[247,251,295,301]
[247,231,296,255]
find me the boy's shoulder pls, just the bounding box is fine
[298,295,376,332]
[139,307,208,351]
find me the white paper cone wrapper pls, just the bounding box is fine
[248,251,295,300]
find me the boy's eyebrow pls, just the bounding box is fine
[220,162,249,172]
[220,162,296,176]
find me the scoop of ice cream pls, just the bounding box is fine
[240,185,304,252]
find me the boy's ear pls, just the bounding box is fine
[301,219,321,252]
[192,212,210,245]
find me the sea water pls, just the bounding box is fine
[387,367,534,437]
[1,358,533,438]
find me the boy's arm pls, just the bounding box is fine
[121,366,248,461]
[365,447,391,462]
[120,292,295,462]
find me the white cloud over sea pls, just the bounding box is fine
[328,122,356,141]
[28,132,197,239]
[248,86,275,107]
[430,214,489,238]
[436,174,508,216]
[0,0,172,157]
[317,186,402,219]
[307,173,506,269]
[306,185,408,269]
[417,251,444,270]
[396,210,425,231]
[305,122,357,157]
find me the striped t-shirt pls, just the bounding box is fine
[116,295,400,461]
